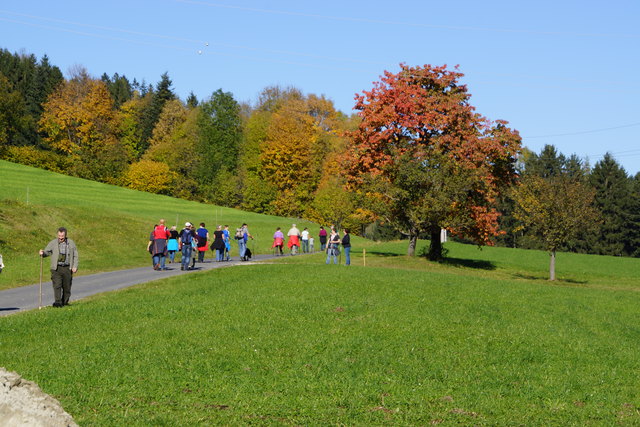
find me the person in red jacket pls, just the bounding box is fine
[287,224,301,255]
[148,219,170,270]
[272,227,285,256]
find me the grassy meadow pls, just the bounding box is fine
[2,160,640,425]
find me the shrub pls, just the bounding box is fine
[1,146,71,173]
[123,160,176,194]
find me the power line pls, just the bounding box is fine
[0,16,377,74]
[0,10,385,66]
[588,148,640,159]
[0,9,205,44]
[0,17,196,53]
[469,78,637,95]
[175,0,640,39]
[524,122,640,139]
[2,8,639,95]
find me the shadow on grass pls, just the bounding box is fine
[512,273,544,281]
[556,279,589,285]
[367,251,497,270]
[512,273,588,285]
[440,257,496,270]
[561,278,589,285]
[367,251,402,257]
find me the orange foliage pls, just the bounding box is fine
[345,64,522,246]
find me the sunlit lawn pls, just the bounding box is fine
[2,260,640,425]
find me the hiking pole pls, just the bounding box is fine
[38,254,43,309]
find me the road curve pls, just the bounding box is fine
[0,253,285,317]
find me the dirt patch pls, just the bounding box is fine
[0,367,77,427]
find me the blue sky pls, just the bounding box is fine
[1,0,639,175]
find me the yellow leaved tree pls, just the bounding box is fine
[123,159,176,194]
[260,98,318,216]
[38,68,126,182]
[512,175,601,280]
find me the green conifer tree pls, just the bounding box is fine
[589,153,630,256]
[139,72,175,155]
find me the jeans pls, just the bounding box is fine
[326,247,339,264]
[238,239,246,259]
[344,246,351,265]
[216,249,224,261]
[152,254,166,269]
[198,249,205,263]
[181,245,193,269]
[302,240,309,253]
[168,251,176,263]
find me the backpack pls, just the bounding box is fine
[181,229,193,245]
[153,225,168,240]
[235,229,244,240]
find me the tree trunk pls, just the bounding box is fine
[549,250,556,281]
[428,226,443,261]
[407,233,418,257]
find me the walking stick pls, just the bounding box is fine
[39,255,43,309]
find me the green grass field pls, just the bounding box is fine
[2,159,640,425]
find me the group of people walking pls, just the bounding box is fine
[272,223,309,256]
[148,220,255,271]
[36,220,351,308]
[149,220,352,268]
[273,224,351,265]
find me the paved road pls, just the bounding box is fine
[0,253,281,317]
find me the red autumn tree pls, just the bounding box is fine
[345,64,521,260]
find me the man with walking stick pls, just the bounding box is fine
[39,227,79,308]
